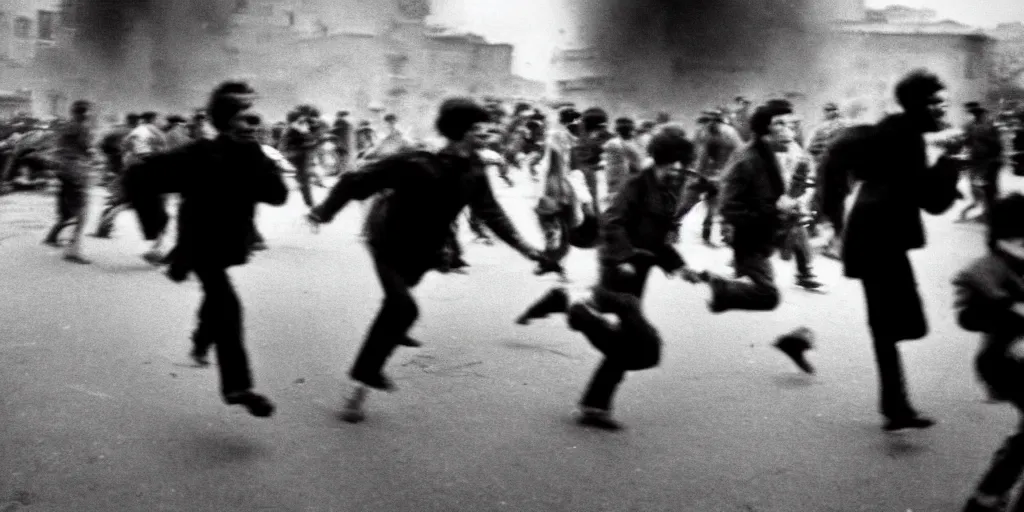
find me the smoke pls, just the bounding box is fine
[577,0,838,119]
[71,0,236,112]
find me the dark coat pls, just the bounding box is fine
[311,147,531,277]
[953,251,1024,403]
[717,139,786,254]
[830,114,962,278]
[599,167,685,272]
[815,124,874,228]
[124,136,288,277]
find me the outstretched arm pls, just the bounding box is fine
[309,152,428,224]
[467,166,539,259]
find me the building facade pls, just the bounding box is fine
[551,0,994,128]
[0,0,66,116]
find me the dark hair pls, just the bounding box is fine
[384,113,398,123]
[70,100,92,117]
[337,110,349,116]
[126,113,140,124]
[207,81,256,132]
[434,97,491,141]
[749,100,794,137]
[646,124,694,166]
[581,107,608,133]
[140,111,158,123]
[895,69,945,111]
[614,117,635,138]
[514,102,531,114]
[558,108,581,126]
[989,193,1024,249]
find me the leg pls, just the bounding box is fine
[701,183,719,245]
[708,248,780,312]
[348,255,421,390]
[193,266,272,417]
[860,256,932,429]
[966,416,1024,511]
[791,225,822,289]
[293,153,314,207]
[62,182,89,263]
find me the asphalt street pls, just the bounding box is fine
[0,167,1019,511]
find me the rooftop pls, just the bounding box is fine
[835,20,991,37]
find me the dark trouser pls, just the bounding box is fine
[579,262,662,411]
[193,266,253,396]
[782,223,815,278]
[95,176,129,237]
[675,176,719,241]
[44,173,89,257]
[712,246,781,312]
[288,152,315,207]
[349,252,426,381]
[859,253,927,419]
[973,413,1024,508]
[581,167,600,211]
[982,160,1002,223]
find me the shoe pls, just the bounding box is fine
[189,332,211,367]
[576,407,623,431]
[516,287,569,325]
[90,231,111,239]
[350,371,396,392]
[706,274,728,314]
[224,391,275,418]
[883,414,936,431]
[773,328,815,374]
[250,241,268,252]
[340,386,368,424]
[63,254,91,264]
[796,275,823,290]
[962,494,1007,512]
[42,238,61,247]
[533,258,565,277]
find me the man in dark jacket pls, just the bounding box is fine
[43,100,95,264]
[515,125,698,430]
[124,81,288,418]
[958,101,1003,223]
[823,69,963,431]
[700,100,818,375]
[306,97,546,403]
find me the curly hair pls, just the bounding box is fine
[749,100,794,137]
[646,124,694,166]
[434,97,491,141]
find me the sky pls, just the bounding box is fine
[429,0,1024,81]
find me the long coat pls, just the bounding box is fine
[717,139,787,255]
[827,114,962,278]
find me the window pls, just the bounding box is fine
[234,0,249,13]
[14,16,31,39]
[38,11,54,41]
[58,0,77,27]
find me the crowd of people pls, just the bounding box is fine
[5,69,1024,511]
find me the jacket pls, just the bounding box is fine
[832,114,962,278]
[599,167,685,271]
[717,139,786,253]
[124,136,288,277]
[311,147,532,275]
[953,251,1024,402]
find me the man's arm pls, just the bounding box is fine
[467,166,537,258]
[253,147,289,206]
[919,153,964,215]
[716,159,754,227]
[309,152,429,224]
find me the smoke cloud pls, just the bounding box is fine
[577,0,838,119]
[70,0,236,113]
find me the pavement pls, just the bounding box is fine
[0,167,1017,512]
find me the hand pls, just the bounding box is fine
[522,246,544,262]
[1009,339,1024,362]
[618,262,635,276]
[776,196,799,212]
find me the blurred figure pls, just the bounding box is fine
[42,100,95,264]
[673,109,742,247]
[92,113,140,238]
[331,110,352,176]
[601,117,643,202]
[959,101,1003,224]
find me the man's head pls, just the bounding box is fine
[166,115,186,127]
[894,69,948,132]
[207,80,259,143]
[646,124,694,185]
[140,111,159,125]
[581,107,609,134]
[558,108,581,128]
[384,113,398,125]
[750,99,796,151]
[614,117,635,139]
[655,111,671,124]
[964,101,987,120]
[70,100,92,123]
[126,113,140,127]
[823,102,840,120]
[337,110,349,118]
[435,97,492,150]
